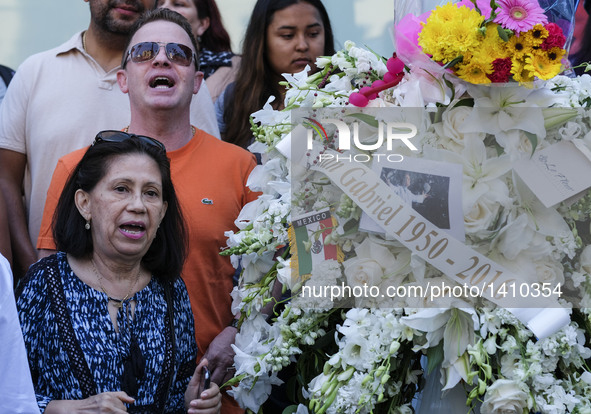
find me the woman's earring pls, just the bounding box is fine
[85,220,91,230]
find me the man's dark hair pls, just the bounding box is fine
[53,137,187,281]
[121,8,200,69]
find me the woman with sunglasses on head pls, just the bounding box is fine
[156,0,240,103]
[216,0,335,150]
[17,133,221,413]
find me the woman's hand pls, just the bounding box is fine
[185,359,222,414]
[45,391,135,413]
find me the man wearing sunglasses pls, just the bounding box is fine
[37,8,257,414]
[0,0,220,280]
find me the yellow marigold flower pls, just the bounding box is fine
[430,3,460,22]
[525,47,564,80]
[456,58,493,84]
[419,23,451,61]
[511,57,534,82]
[447,18,481,52]
[480,23,510,59]
[523,24,549,47]
[466,41,496,68]
[419,3,484,64]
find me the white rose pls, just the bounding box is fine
[343,257,384,288]
[533,257,564,286]
[435,106,486,151]
[493,253,564,301]
[494,214,533,260]
[465,199,499,235]
[464,180,510,239]
[481,379,530,414]
[354,237,398,269]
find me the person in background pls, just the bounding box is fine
[0,64,15,106]
[571,0,591,74]
[0,191,12,268]
[0,253,39,414]
[0,149,37,413]
[216,0,335,149]
[0,0,220,281]
[18,133,221,413]
[157,0,240,102]
[36,8,258,414]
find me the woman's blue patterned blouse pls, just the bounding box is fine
[16,252,198,413]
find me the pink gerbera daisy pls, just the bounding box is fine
[494,0,548,33]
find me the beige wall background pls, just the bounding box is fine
[0,0,394,71]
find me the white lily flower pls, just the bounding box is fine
[251,96,289,126]
[459,85,556,157]
[228,374,282,413]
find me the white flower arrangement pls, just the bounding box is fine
[221,34,591,414]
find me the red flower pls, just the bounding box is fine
[541,23,566,50]
[487,58,512,83]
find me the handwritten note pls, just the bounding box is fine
[514,141,591,208]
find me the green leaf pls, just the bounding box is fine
[426,342,444,374]
[471,0,482,15]
[286,377,298,406]
[443,56,463,69]
[523,131,538,156]
[281,405,298,414]
[364,44,388,64]
[443,76,455,102]
[312,328,336,349]
[346,113,379,128]
[342,218,360,235]
[451,98,474,108]
[497,24,509,42]
[282,406,299,414]
[495,143,504,156]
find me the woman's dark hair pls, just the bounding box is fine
[222,0,335,149]
[195,0,232,53]
[122,8,199,69]
[53,137,188,281]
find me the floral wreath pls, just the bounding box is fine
[221,1,591,413]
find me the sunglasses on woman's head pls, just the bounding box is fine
[123,41,197,68]
[93,130,166,152]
